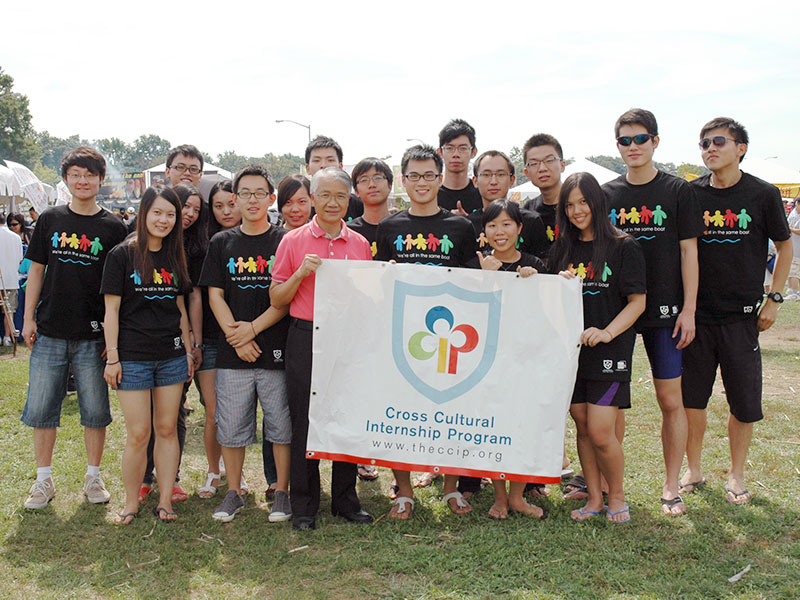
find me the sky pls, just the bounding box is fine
[3,0,800,171]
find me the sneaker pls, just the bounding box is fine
[268,490,292,522]
[84,474,111,504]
[213,489,244,522]
[2,337,11,347]
[24,477,55,509]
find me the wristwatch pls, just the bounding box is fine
[766,291,784,303]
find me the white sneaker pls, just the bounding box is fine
[2,337,11,347]
[25,477,55,509]
[84,474,111,504]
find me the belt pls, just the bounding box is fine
[290,317,314,331]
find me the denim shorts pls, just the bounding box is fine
[117,355,189,391]
[196,340,218,372]
[21,333,110,428]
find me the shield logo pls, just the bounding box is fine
[392,280,501,404]
[603,359,613,370]
[273,349,282,360]
[659,305,669,316]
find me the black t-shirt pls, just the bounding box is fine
[199,226,289,370]
[603,171,703,329]
[691,172,791,324]
[347,215,385,258]
[374,208,479,268]
[25,204,128,340]
[437,181,482,213]
[101,244,191,361]
[553,236,646,381]
[523,195,559,246]
[468,206,549,260]
[480,251,546,273]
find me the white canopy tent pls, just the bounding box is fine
[509,157,620,202]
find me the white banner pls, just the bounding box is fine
[4,160,49,214]
[308,260,583,483]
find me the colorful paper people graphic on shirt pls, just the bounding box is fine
[640,205,653,224]
[737,209,751,230]
[652,205,667,226]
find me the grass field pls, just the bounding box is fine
[0,306,798,599]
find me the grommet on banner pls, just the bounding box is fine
[498,473,506,479]
[315,326,319,330]
[433,466,440,473]
[306,451,314,457]
[312,391,316,395]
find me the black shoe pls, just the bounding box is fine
[292,516,316,530]
[333,508,373,524]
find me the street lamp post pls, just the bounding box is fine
[276,119,312,143]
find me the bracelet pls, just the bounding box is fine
[107,347,118,351]
[186,353,195,361]
[193,343,202,349]
[106,360,120,365]
[251,322,257,336]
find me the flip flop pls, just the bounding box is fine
[413,472,439,488]
[357,464,379,481]
[389,496,415,520]
[571,506,603,522]
[678,477,706,495]
[138,484,153,503]
[725,486,752,505]
[171,485,188,503]
[153,505,177,522]
[524,483,551,497]
[442,491,471,515]
[661,496,686,516]
[605,502,631,524]
[114,511,137,525]
[388,484,400,500]
[563,474,589,499]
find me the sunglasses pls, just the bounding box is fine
[699,136,738,150]
[616,133,654,146]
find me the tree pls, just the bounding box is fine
[509,146,529,186]
[215,151,304,184]
[0,66,40,166]
[677,162,709,179]
[36,131,90,171]
[587,155,626,174]
[33,163,60,186]
[129,134,172,170]
[94,137,134,170]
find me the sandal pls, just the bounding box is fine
[138,484,153,503]
[357,464,379,481]
[725,486,752,505]
[442,491,471,515]
[152,505,177,522]
[198,473,219,499]
[388,483,400,500]
[563,474,589,499]
[661,496,686,516]
[605,502,631,524]
[524,483,551,497]
[571,506,603,522]
[389,496,415,520]
[171,485,188,503]
[413,472,439,488]
[114,511,137,525]
[679,477,706,495]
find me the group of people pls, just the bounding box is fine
[13,110,791,530]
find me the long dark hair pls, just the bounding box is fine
[131,186,189,287]
[174,183,208,259]
[7,212,32,244]
[207,179,235,240]
[550,172,626,273]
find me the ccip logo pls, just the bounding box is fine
[408,306,479,375]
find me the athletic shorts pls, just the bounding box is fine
[118,355,189,391]
[21,334,110,428]
[215,368,291,447]
[681,318,763,423]
[571,378,631,408]
[640,327,682,380]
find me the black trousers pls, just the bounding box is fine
[287,319,360,518]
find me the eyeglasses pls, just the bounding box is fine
[616,134,654,146]
[356,175,388,186]
[477,171,510,180]
[236,190,270,200]
[404,172,440,182]
[442,144,472,154]
[315,192,349,202]
[525,156,562,169]
[66,172,100,181]
[699,136,738,150]
[169,164,202,175]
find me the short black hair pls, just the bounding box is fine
[305,135,343,164]
[277,174,311,212]
[522,134,563,164]
[351,157,394,188]
[614,108,658,138]
[481,199,523,228]
[233,165,275,194]
[473,150,515,178]
[166,144,204,170]
[700,117,749,163]
[401,145,443,175]
[438,118,476,148]
[61,146,106,180]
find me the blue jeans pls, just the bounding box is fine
[21,334,110,428]
[118,355,189,391]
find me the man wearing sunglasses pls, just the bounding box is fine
[602,108,703,516]
[375,145,480,520]
[681,117,791,506]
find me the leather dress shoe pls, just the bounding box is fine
[333,508,373,524]
[292,516,316,530]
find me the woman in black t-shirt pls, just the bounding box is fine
[550,173,646,524]
[102,186,194,524]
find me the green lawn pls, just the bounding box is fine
[0,306,798,599]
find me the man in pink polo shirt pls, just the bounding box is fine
[271,167,373,530]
